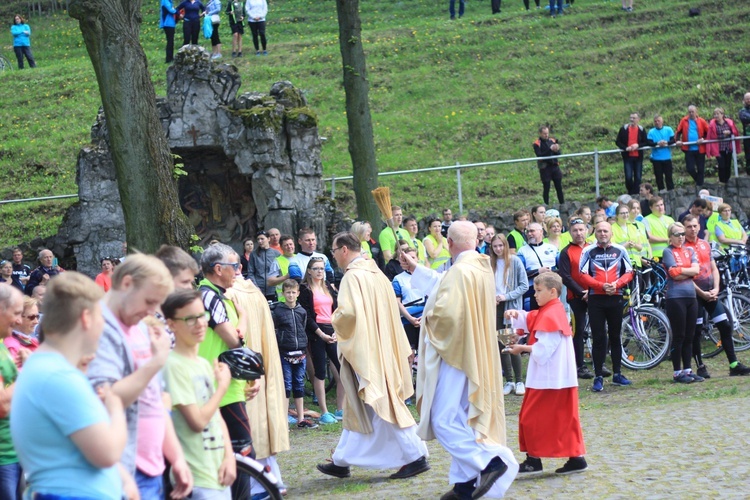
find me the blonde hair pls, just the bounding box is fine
[41,272,104,335]
[544,216,563,233]
[534,273,562,297]
[22,296,37,314]
[489,233,511,285]
[667,222,685,235]
[350,221,371,242]
[111,253,173,292]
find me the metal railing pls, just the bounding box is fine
[1,135,747,212]
[326,135,749,214]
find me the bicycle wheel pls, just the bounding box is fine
[621,306,672,370]
[699,321,724,359]
[0,55,14,72]
[233,453,284,500]
[728,293,750,352]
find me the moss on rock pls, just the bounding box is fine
[284,107,318,128]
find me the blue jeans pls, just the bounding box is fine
[549,0,563,14]
[135,469,164,500]
[622,157,642,195]
[449,0,465,18]
[0,462,21,500]
[281,356,307,399]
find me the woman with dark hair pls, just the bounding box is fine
[240,237,254,279]
[298,257,343,425]
[159,0,178,63]
[490,233,529,396]
[423,217,450,270]
[10,14,36,69]
[706,108,741,184]
[176,0,205,45]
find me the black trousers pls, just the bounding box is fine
[666,297,698,371]
[491,0,502,13]
[588,295,624,376]
[684,150,706,186]
[183,18,200,45]
[650,159,674,191]
[14,46,36,69]
[163,27,175,63]
[249,21,267,51]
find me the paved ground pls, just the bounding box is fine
[276,356,750,499]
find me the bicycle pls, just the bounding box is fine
[0,53,14,72]
[233,452,284,500]
[620,261,672,370]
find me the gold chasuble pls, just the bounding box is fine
[227,279,290,458]
[332,258,416,434]
[417,252,506,445]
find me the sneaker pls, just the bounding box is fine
[231,51,237,57]
[555,457,588,475]
[287,415,298,425]
[238,52,243,57]
[319,412,337,425]
[673,373,693,384]
[334,409,344,421]
[517,455,543,475]
[262,50,268,56]
[256,51,261,56]
[697,364,711,379]
[577,366,594,380]
[514,382,526,395]
[312,394,318,405]
[472,456,508,499]
[503,381,514,395]
[688,372,705,382]
[405,397,413,406]
[612,373,632,386]
[729,362,750,376]
[601,365,613,377]
[592,376,604,392]
[297,418,319,429]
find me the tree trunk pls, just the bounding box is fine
[335,0,382,232]
[69,0,193,252]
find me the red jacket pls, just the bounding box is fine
[705,118,742,158]
[675,115,709,153]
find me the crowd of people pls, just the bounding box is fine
[0,183,748,498]
[159,0,269,64]
[533,100,750,205]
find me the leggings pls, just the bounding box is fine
[694,296,736,365]
[665,297,698,371]
[588,295,624,376]
[569,297,588,369]
[309,323,341,380]
[163,27,175,63]
[183,18,200,45]
[249,21,267,50]
[210,22,221,46]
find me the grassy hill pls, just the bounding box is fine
[1,0,748,249]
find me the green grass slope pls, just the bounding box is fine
[0,0,748,248]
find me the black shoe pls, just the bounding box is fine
[390,456,430,479]
[601,365,613,377]
[441,480,474,500]
[730,362,750,376]
[697,364,711,379]
[316,462,351,478]
[472,456,508,499]
[577,366,594,380]
[688,372,705,382]
[555,457,588,475]
[517,455,543,475]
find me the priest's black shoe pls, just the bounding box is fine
[316,462,351,478]
[471,456,508,499]
[440,479,474,500]
[390,456,430,479]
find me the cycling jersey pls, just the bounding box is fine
[578,243,633,295]
[684,238,713,291]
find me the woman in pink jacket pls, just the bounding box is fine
[706,107,742,184]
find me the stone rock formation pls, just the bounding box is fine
[55,45,325,277]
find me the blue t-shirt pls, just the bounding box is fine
[647,126,674,161]
[687,120,699,151]
[10,352,122,499]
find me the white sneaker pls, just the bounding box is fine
[515,382,526,395]
[503,382,514,396]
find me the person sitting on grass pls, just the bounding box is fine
[272,279,317,429]
[163,288,237,499]
[505,273,587,476]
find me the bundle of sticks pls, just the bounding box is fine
[371,186,401,255]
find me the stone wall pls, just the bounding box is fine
[53,45,326,277]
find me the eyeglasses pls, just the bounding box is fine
[331,247,343,253]
[569,218,585,226]
[173,311,210,327]
[215,262,240,271]
[671,232,685,237]
[24,314,40,321]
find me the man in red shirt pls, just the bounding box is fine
[558,218,593,380]
[615,112,648,196]
[683,215,750,378]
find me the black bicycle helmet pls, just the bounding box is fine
[218,347,265,380]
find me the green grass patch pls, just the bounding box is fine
[1,0,749,248]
